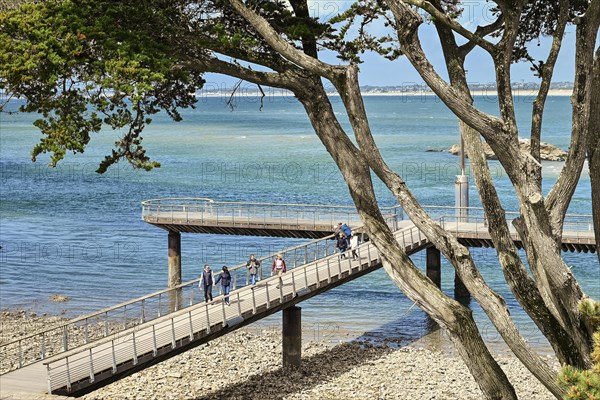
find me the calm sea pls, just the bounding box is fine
[0,93,597,346]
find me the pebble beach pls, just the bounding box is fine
[0,310,559,400]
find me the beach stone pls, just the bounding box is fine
[0,311,557,400]
[48,294,71,302]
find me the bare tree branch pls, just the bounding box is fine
[403,0,496,53]
[530,0,569,176]
[546,0,600,229]
[227,0,344,80]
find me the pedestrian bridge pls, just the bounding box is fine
[0,199,595,397]
[141,198,596,252]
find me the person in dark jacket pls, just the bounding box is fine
[214,265,232,305]
[336,233,348,259]
[199,264,214,303]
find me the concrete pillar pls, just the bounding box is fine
[168,231,182,288]
[282,306,302,369]
[426,247,441,288]
[454,271,470,299]
[168,231,182,312]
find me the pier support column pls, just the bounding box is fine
[283,306,302,369]
[168,231,182,288]
[426,247,441,288]
[454,272,470,299]
[168,231,182,312]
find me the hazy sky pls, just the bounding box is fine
[203,2,582,89]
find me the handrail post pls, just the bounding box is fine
[327,258,332,283]
[65,357,72,391]
[111,340,117,373]
[132,331,138,365]
[315,262,321,288]
[18,340,23,368]
[158,293,164,317]
[62,326,69,352]
[41,333,46,359]
[236,292,242,315]
[188,311,194,341]
[88,348,95,382]
[205,305,211,334]
[221,301,227,326]
[152,325,158,356]
[46,364,52,395]
[291,270,297,296]
[266,282,271,308]
[303,267,309,289]
[141,300,146,323]
[171,319,176,349]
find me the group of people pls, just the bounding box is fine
[199,264,233,305]
[198,253,288,305]
[334,222,360,260]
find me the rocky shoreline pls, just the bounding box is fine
[1,311,558,399]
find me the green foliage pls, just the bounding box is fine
[0,0,205,172]
[558,300,600,399]
[326,0,401,63]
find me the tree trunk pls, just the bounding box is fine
[294,76,518,400]
[588,48,600,262]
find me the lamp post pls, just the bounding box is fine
[455,133,469,222]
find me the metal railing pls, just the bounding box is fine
[141,199,593,236]
[0,233,343,373]
[141,198,379,228]
[2,201,593,374]
[43,223,430,394]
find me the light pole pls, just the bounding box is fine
[455,132,469,221]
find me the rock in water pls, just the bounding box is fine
[447,138,567,161]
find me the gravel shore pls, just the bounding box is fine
[1,311,558,400]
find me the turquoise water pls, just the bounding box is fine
[0,94,597,345]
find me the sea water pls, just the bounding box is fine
[0,93,598,346]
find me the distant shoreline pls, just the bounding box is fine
[197,88,573,98]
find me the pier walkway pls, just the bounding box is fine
[1,220,426,396]
[0,199,595,397]
[141,198,596,252]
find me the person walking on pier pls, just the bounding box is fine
[200,264,214,303]
[350,233,359,260]
[334,222,353,247]
[214,266,232,305]
[272,254,286,289]
[246,254,261,285]
[336,233,348,259]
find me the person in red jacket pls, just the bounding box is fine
[271,254,286,289]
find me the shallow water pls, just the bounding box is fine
[0,94,597,348]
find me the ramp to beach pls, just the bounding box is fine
[1,200,594,397]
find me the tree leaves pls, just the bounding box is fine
[0,0,205,172]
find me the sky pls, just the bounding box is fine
[203,1,583,89]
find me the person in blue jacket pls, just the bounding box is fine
[214,265,232,305]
